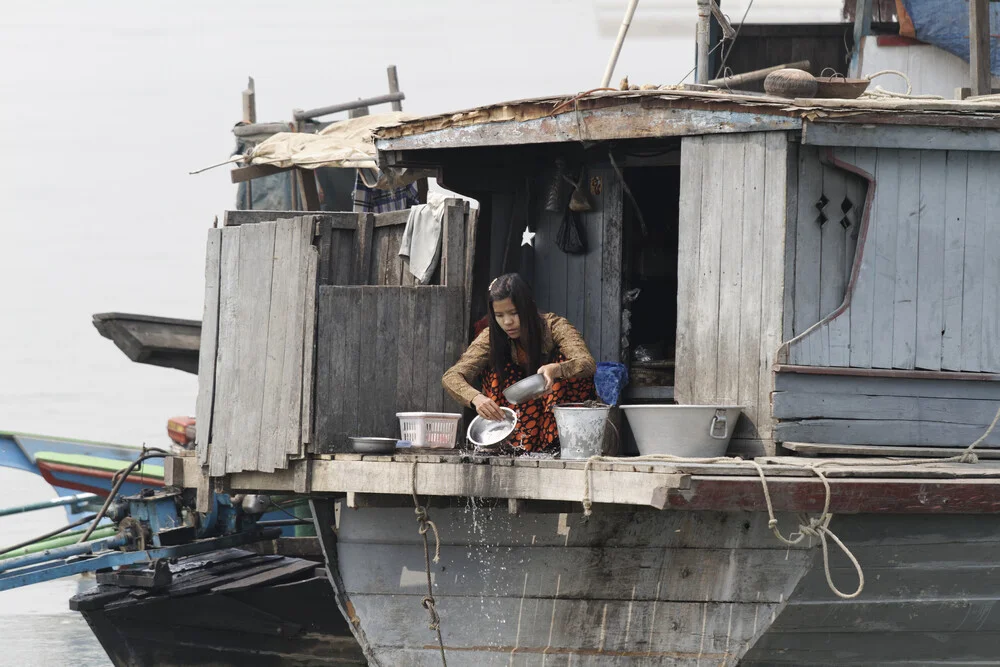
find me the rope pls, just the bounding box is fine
[577,403,1000,599]
[411,462,447,667]
[862,70,944,100]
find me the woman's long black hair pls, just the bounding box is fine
[488,273,543,383]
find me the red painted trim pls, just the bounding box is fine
[37,461,164,487]
[877,35,926,47]
[37,469,111,497]
[666,476,1000,514]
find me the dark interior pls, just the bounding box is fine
[622,164,681,398]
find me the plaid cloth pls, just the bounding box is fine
[352,170,419,213]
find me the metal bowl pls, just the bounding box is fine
[349,437,399,454]
[467,407,518,449]
[813,76,870,99]
[503,374,548,404]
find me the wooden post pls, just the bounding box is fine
[848,0,873,78]
[695,0,711,84]
[387,66,403,112]
[241,76,256,123]
[970,0,991,97]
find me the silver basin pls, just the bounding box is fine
[467,407,518,448]
[503,373,548,404]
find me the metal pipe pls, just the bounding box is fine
[293,92,406,121]
[233,122,292,138]
[0,534,127,574]
[0,527,117,562]
[600,0,641,88]
[0,493,99,518]
[708,60,811,88]
[695,0,712,84]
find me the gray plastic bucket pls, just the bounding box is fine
[553,403,611,460]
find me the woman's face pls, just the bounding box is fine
[493,298,521,340]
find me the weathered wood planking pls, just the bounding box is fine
[336,506,812,667]
[941,151,968,370]
[743,513,1000,666]
[209,230,241,476]
[204,217,318,474]
[691,136,725,402]
[871,148,900,368]
[195,228,222,466]
[774,391,1000,425]
[530,164,621,364]
[792,145,824,341]
[677,134,789,453]
[674,137,704,404]
[259,219,302,471]
[775,418,1000,447]
[983,152,1000,372]
[962,152,989,371]
[600,165,623,363]
[820,148,849,367]
[298,243,318,451]
[785,148,1000,374]
[737,134,765,439]
[847,148,877,368]
[914,150,946,370]
[717,135,746,403]
[230,222,276,471]
[313,286,465,452]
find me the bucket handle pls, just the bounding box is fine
[709,409,729,440]
[604,418,621,456]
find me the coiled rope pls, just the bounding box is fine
[411,462,447,666]
[579,404,1000,599]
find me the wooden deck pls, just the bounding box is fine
[170,452,1000,515]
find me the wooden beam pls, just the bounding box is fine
[386,66,402,112]
[375,108,802,152]
[293,92,406,122]
[298,168,320,211]
[848,0,873,78]
[970,0,992,97]
[803,121,1000,152]
[231,163,293,184]
[180,456,690,508]
[241,76,256,124]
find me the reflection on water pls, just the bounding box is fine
[0,470,111,666]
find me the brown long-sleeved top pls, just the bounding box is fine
[442,312,597,408]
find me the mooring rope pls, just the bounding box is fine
[578,403,1000,599]
[411,462,447,667]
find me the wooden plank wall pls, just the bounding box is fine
[674,133,790,456]
[773,371,1000,447]
[202,216,318,476]
[784,147,1000,373]
[313,286,465,452]
[533,164,623,363]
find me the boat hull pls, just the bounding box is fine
[71,547,365,666]
[333,503,814,666]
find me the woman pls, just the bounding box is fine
[443,273,597,453]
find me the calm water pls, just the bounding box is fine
[0,1,839,663]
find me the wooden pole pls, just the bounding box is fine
[970,0,991,96]
[695,0,711,84]
[708,60,811,87]
[600,0,640,88]
[387,66,403,112]
[848,0,873,78]
[241,77,256,124]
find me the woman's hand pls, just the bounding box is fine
[472,394,505,421]
[538,363,563,391]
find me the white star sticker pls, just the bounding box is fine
[521,227,536,247]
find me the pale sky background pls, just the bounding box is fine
[0,1,841,663]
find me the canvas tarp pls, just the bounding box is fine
[899,0,1000,75]
[244,111,431,188]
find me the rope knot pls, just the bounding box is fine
[960,451,980,464]
[421,595,441,631]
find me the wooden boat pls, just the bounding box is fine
[71,546,366,666]
[0,431,156,520]
[92,312,201,374]
[159,83,1000,666]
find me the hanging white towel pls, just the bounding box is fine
[399,193,448,284]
